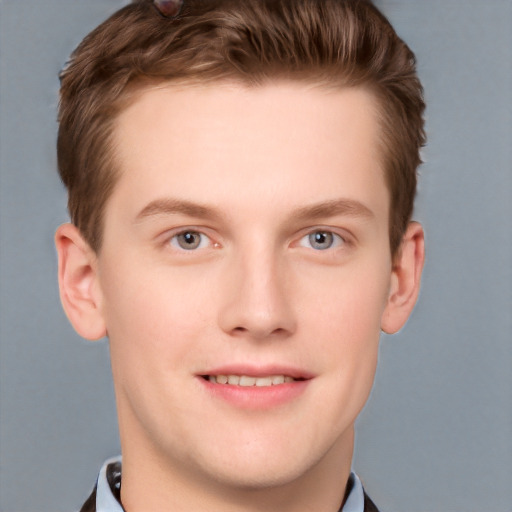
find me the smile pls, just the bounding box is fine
[200,371,310,409]
[205,375,298,386]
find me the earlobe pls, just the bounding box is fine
[55,223,107,340]
[381,222,425,334]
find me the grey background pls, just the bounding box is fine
[0,0,510,511]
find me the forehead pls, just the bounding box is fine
[109,81,388,222]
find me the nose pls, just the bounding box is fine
[217,248,297,340]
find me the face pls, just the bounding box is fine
[93,83,395,491]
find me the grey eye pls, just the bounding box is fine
[172,231,204,250]
[299,230,345,251]
[308,231,334,250]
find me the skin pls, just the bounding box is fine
[56,82,424,512]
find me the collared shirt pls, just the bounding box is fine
[93,456,367,512]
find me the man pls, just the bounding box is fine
[55,0,425,510]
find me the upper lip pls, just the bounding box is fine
[198,364,314,380]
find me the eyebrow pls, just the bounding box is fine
[135,197,374,224]
[135,198,224,222]
[292,198,375,222]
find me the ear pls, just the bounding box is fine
[55,223,106,340]
[381,222,425,334]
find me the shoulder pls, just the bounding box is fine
[78,485,97,512]
[363,489,380,512]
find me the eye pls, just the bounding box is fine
[299,230,344,250]
[170,230,210,250]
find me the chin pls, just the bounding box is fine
[189,432,341,494]
[206,457,315,491]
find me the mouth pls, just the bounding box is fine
[199,368,311,408]
[202,374,305,387]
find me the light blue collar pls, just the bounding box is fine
[96,457,124,512]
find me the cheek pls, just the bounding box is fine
[99,259,215,372]
[300,257,390,336]
[298,257,390,385]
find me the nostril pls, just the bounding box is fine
[230,325,289,340]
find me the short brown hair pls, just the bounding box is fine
[58,0,425,254]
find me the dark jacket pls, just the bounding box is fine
[79,461,379,512]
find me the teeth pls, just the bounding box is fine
[239,376,256,386]
[208,374,296,386]
[227,375,240,385]
[255,376,272,387]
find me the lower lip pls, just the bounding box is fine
[198,377,310,409]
